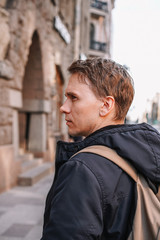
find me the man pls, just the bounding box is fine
[41,58,160,239]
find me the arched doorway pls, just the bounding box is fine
[19,31,47,156]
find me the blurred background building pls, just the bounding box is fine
[0,0,115,193]
[143,93,160,130]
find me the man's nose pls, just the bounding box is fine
[60,99,70,113]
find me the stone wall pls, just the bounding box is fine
[0,0,77,192]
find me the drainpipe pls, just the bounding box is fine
[74,0,81,59]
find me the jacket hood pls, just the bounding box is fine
[56,123,160,184]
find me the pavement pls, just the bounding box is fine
[0,173,54,240]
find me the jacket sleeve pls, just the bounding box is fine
[41,158,103,240]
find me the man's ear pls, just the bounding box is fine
[99,96,115,117]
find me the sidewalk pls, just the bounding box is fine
[0,174,54,240]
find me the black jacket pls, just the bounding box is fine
[41,123,160,240]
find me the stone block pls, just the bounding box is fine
[0,8,10,60]
[0,125,12,145]
[0,107,12,125]
[8,88,22,108]
[28,113,47,152]
[18,163,53,186]
[0,145,20,193]
[0,60,15,79]
[22,99,51,113]
[0,88,22,108]
[0,87,8,105]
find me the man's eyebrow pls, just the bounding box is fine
[65,91,78,97]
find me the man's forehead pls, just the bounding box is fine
[65,82,84,95]
[69,72,91,86]
[65,75,93,96]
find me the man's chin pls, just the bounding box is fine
[69,130,82,137]
[69,133,79,137]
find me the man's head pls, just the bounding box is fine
[68,58,134,121]
[60,57,134,137]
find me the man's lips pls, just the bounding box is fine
[65,119,72,125]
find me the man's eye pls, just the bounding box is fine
[71,95,77,100]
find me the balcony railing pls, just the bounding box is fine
[90,40,107,52]
[91,0,108,12]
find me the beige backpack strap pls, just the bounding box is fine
[73,145,138,182]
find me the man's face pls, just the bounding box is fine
[60,73,103,137]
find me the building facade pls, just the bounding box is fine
[89,0,114,58]
[0,0,115,193]
[144,93,160,126]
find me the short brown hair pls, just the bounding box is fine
[68,57,134,121]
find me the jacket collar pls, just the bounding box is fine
[55,124,124,165]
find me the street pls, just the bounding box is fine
[0,174,54,240]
